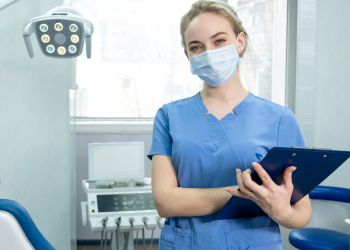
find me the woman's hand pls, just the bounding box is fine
[227,162,303,225]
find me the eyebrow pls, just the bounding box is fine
[210,31,228,38]
[187,32,229,46]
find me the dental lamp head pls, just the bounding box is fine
[23,6,94,59]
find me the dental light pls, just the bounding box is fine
[23,6,93,58]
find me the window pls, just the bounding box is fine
[72,0,287,119]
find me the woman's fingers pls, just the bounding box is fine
[252,162,274,190]
[241,168,264,196]
[230,163,298,217]
[234,162,292,200]
[236,168,255,198]
[283,166,297,192]
[226,185,239,195]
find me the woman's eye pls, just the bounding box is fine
[215,39,225,45]
[189,45,200,52]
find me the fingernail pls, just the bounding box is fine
[226,188,234,195]
[252,162,260,168]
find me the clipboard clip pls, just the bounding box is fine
[255,153,265,161]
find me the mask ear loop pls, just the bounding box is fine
[235,33,242,73]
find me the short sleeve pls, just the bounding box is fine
[147,105,172,160]
[277,108,305,147]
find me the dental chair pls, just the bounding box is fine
[0,199,55,250]
[289,186,350,250]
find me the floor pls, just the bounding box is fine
[77,243,159,250]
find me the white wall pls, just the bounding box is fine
[295,0,350,187]
[312,0,350,188]
[0,0,74,249]
[281,0,350,249]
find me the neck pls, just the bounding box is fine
[200,72,248,101]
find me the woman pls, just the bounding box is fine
[148,1,312,249]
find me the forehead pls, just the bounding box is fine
[184,12,234,44]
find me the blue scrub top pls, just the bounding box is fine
[148,92,304,250]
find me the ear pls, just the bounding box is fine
[236,32,246,57]
[184,49,189,59]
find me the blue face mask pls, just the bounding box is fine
[189,44,240,87]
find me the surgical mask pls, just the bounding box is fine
[189,44,240,87]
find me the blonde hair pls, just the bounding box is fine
[180,0,248,56]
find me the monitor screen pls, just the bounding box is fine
[88,142,144,180]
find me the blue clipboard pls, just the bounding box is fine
[215,147,350,219]
[250,147,350,204]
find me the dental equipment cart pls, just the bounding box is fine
[81,142,164,250]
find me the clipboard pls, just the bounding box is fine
[250,147,350,204]
[215,147,350,219]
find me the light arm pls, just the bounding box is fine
[23,21,36,58]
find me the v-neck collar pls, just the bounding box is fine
[192,91,253,121]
